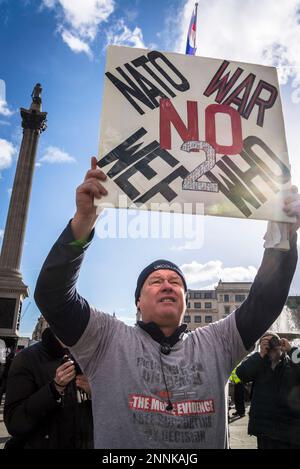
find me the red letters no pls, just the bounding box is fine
[205,104,243,155]
[160,98,199,149]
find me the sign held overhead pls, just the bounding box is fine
[96,45,292,222]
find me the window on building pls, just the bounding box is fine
[205,316,213,323]
[187,302,191,309]
[194,302,201,309]
[194,292,201,299]
[235,294,246,302]
[224,294,229,302]
[205,302,212,309]
[184,315,191,323]
[224,306,230,315]
[195,316,202,323]
[204,292,212,299]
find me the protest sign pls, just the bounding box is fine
[96,45,292,221]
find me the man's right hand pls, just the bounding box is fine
[71,156,107,241]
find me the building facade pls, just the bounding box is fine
[185,280,252,330]
[32,315,48,341]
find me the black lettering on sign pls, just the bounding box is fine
[147,51,190,92]
[204,60,278,127]
[243,136,290,184]
[134,166,189,204]
[221,153,269,203]
[132,55,176,98]
[106,68,155,115]
[98,127,158,178]
[124,63,168,107]
[106,51,190,115]
[114,147,179,201]
[206,161,261,218]
[205,137,291,217]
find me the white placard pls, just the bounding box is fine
[96,45,293,222]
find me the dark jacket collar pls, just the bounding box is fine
[137,321,188,347]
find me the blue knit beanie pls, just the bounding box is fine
[135,259,187,305]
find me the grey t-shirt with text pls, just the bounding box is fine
[71,308,246,449]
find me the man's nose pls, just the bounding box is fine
[160,280,174,290]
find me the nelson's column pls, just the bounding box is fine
[0,84,47,348]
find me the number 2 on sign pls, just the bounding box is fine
[160,99,243,193]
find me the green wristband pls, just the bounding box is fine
[69,238,89,248]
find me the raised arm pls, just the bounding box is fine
[34,157,107,346]
[235,187,300,351]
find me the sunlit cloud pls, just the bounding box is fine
[106,19,146,49]
[42,0,115,56]
[39,145,76,164]
[0,138,16,170]
[180,260,257,287]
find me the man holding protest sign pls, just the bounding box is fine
[34,155,300,449]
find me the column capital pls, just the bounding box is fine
[20,107,47,133]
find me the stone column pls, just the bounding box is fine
[0,84,47,340]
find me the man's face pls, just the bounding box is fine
[137,269,186,328]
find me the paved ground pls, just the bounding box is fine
[0,400,256,450]
[228,405,257,449]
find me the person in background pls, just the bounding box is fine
[0,350,15,406]
[236,332,300,449]
[4,327,93,449]
[229,365,245,418]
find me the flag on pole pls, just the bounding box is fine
[185,3,198,55]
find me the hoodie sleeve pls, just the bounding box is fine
[34,221,93,346]
[235,352,267,383]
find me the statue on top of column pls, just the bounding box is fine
[31,83,42,105]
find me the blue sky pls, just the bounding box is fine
[1,0,300,336]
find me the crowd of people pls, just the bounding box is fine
[1,158,300,449]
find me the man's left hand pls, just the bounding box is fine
[283,186,300,236]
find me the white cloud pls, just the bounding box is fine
[0,100,13,117]
[0,79,13,117]
[42,0,115,55]
[169,0,300,103]
[39,146,76,164]
[0,138,16,170]
[180,260,257,287]
[61,29,92,57]
[7,187,12,197]
[106,19,146,49]
[0,229,4,238]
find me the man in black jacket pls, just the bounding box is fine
[236,332,300,449]
[4,328,93,449]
